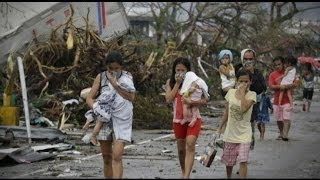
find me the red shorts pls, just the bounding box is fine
[173,118,202,139]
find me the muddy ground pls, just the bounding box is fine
[0,88,320,179]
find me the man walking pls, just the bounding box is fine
[268,56,299,141]
[238,49,267,149]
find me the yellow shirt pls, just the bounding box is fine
[223,89,256,143]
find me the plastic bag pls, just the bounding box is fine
[199,134,218,167]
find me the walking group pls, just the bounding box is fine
[82,48,315,178]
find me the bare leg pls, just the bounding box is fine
[188,119,197,127]
[183,135,198,178]
[226,166,233,179]
[277,121,284,139]
[257,122,265,140]
[307,100,312,112]
[239,162,248,179]
[278,90,284,106]
[99,140,113,178]
[287,90,293,110]
[176,139,186,178]
[181,104,191,125]
[91,121,103,145]
[261,123,265,140]
[302,98,307,111]
[188,107,198,127]
[282,119,291,140]
[113,140,125,178]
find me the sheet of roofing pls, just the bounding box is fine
[0,2,129,66]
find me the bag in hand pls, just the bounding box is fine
[199,134,218,167]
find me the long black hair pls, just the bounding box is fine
[236,68,252,80]
[100,51,124,72]
[285,56,298,67]
[169,57,191,89]
[272,56,285,63]
[105,51,124,66]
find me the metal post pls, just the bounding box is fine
[17,57,32,144]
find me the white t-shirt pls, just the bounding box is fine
[220,64,236,89]
[223,89,256,143]
[281,67,296,85]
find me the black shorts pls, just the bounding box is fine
[303,88,314,100]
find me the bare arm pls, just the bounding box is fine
[219,65,231,77]
[183,83,208,106]
[86,74,100,109]
[240,96,255,113]
[107,71,135,102]
[269,76,299,91]
[217,102,229,134]
[267,97,274,113]
[276,74,285,81]
[284,77,299,90]
[269,83,282,91]
[276,66,293,83]
[238,84,255,113]
[182,96,208,107]
[283,67,291,76]
[165,78,183,103]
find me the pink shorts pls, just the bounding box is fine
[273,103,291,121]
[221,142,250,166]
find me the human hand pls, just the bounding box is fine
[175,72,185,84]
[182,95,192,105]
[106,71,117,85]
[215,131,221,139]
[237,82,248,94]
[82,121,90,130]
[279,85,286,91]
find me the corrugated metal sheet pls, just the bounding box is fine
[0,2,129,66]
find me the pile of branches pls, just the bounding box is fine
[5,5,185,127]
